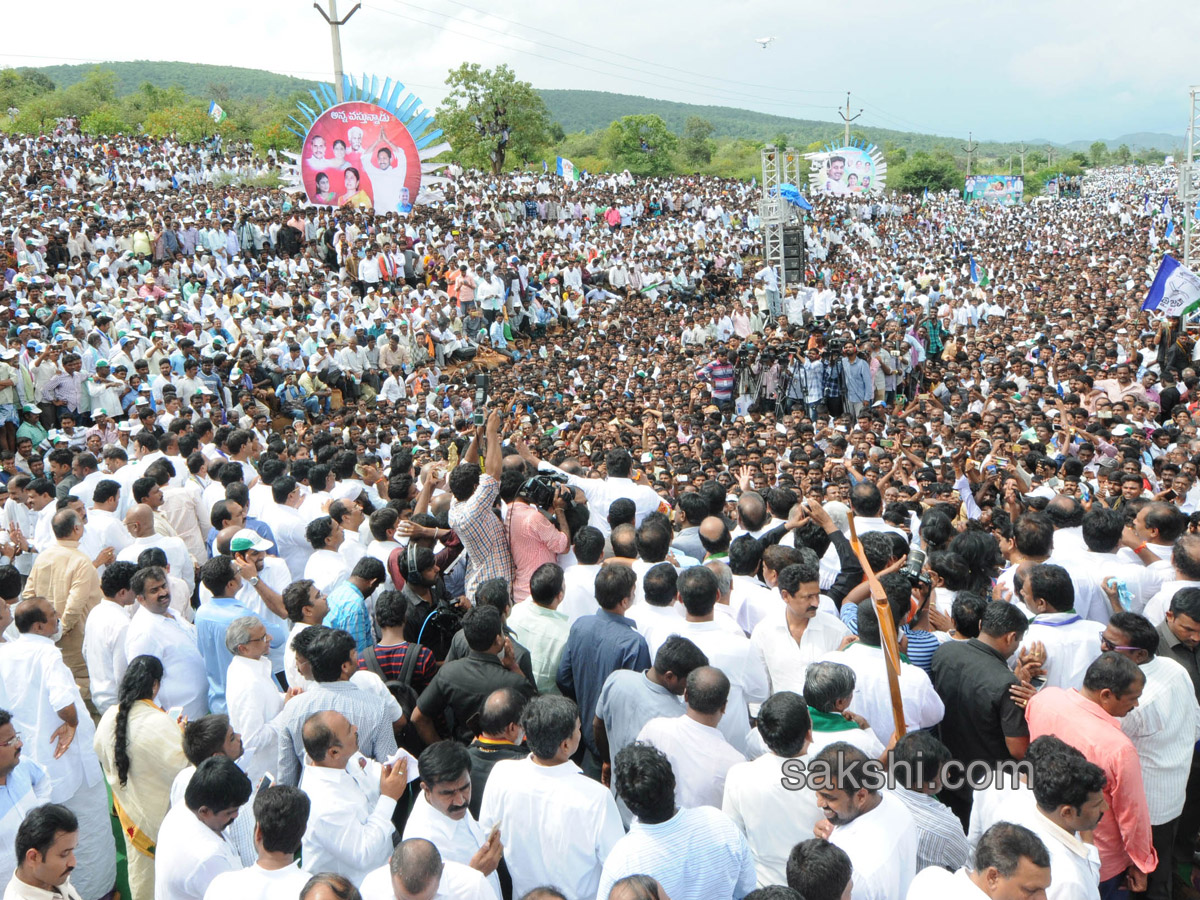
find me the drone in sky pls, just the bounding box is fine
[756,36,776,49]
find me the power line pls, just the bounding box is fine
[432,0,842,98]
[365,1,838,114]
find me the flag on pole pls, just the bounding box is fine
[208,101,226,124]
[1142,255,1200,315]
[1163,197,1172,219]
[969,256,978,283]
[1166,220,1176,240]
[1143,194,1151,215]
[555,156,579,182]
[922,187,928,205]
[542,159,548,173]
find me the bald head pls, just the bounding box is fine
[699,516,730,556]
[124,503,154,537]
[685,665,731,716]
[610,523,637,559]
[13,596,55,636]
[389,838,444,896]
[301,710,351,765]
[737,491,768,531]
[216,524,242,557]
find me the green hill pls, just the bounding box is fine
[25,61,321,101]
[19,61,1184,158]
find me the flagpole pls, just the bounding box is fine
[847,512,906,742]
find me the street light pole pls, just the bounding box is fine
[314,0,361,102]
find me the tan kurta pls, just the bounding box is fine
[23,539,101,702]
[94,700,188,900]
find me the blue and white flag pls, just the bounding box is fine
[555,156,579,182]
[208,101,226,124]
[969,256,979,284]
[542,159,548,173]
[1142,254,1200,316]
[1166,220,1176,239]
[1163,197,1172,219]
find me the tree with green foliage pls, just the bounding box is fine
[1114,144,1131,165]
[1089,141,1107,166]
[435,63,553,175]
[681,116,715,166]
[602,114,678,176]
[81,104,128,136]
[891,150,962,193]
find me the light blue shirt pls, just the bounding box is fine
[193,595,257,714]
[597,805,757,900]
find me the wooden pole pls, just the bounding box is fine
[847,512,907,741]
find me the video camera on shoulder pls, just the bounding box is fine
[518,471,570,509]
[473,373,488,427]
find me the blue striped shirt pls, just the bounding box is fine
[597,805,757,900]
[275,681,398,786]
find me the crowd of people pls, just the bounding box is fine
[0,120,1196,900]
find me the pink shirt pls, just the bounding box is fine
[506,501,569,604]
[1026,687,1157,881]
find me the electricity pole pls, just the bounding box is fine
[839,92,862,147]
[314,0,361,102]
[961,131,978,176]
[1046,144,1055,169]
[1018,143,1027,176]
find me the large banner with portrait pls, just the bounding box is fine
[964,175,1024,206]
[301,101,422,214]
[807,143,886,196]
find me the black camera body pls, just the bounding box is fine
[473,373,488,427]
[518,472,570,509]
[899,546,932,589]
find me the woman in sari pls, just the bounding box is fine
[93,655,189,900]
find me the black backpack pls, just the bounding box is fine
[362,643,425,752]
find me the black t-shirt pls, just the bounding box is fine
[930,638,1028,765]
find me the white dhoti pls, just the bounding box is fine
[63,777,117,900]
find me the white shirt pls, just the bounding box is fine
[730,575,782,635]
[225,656,284,786]
[906,867,990,900]
[359,860,497,900]
[154,804,243,900]
[478,756,624,900]
[645,619,769,754]
[304,549,349,595]
[234,556,292,675]
[125,604,209,719]
[559,563,602,624]
[751,608,850,695]
[298,762,397,885]
[1121,655,1200,823]
[0,634,102,803]
[81,600,133,715]
[1142,578,1200,624]
[117,533,194,594]
[402,792,501,899]
[821,643,944,743]
[1018,613,1104,691]
[202,861,310,900]
[829,791,917,900]
[722,752,822,887]
[1008,803,1101,900]
[260,504,311,580]
[542,463,662,537]
[638,713,746,810]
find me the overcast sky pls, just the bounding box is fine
[6,0,1199,143]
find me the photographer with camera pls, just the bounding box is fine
[506,467,572,604]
